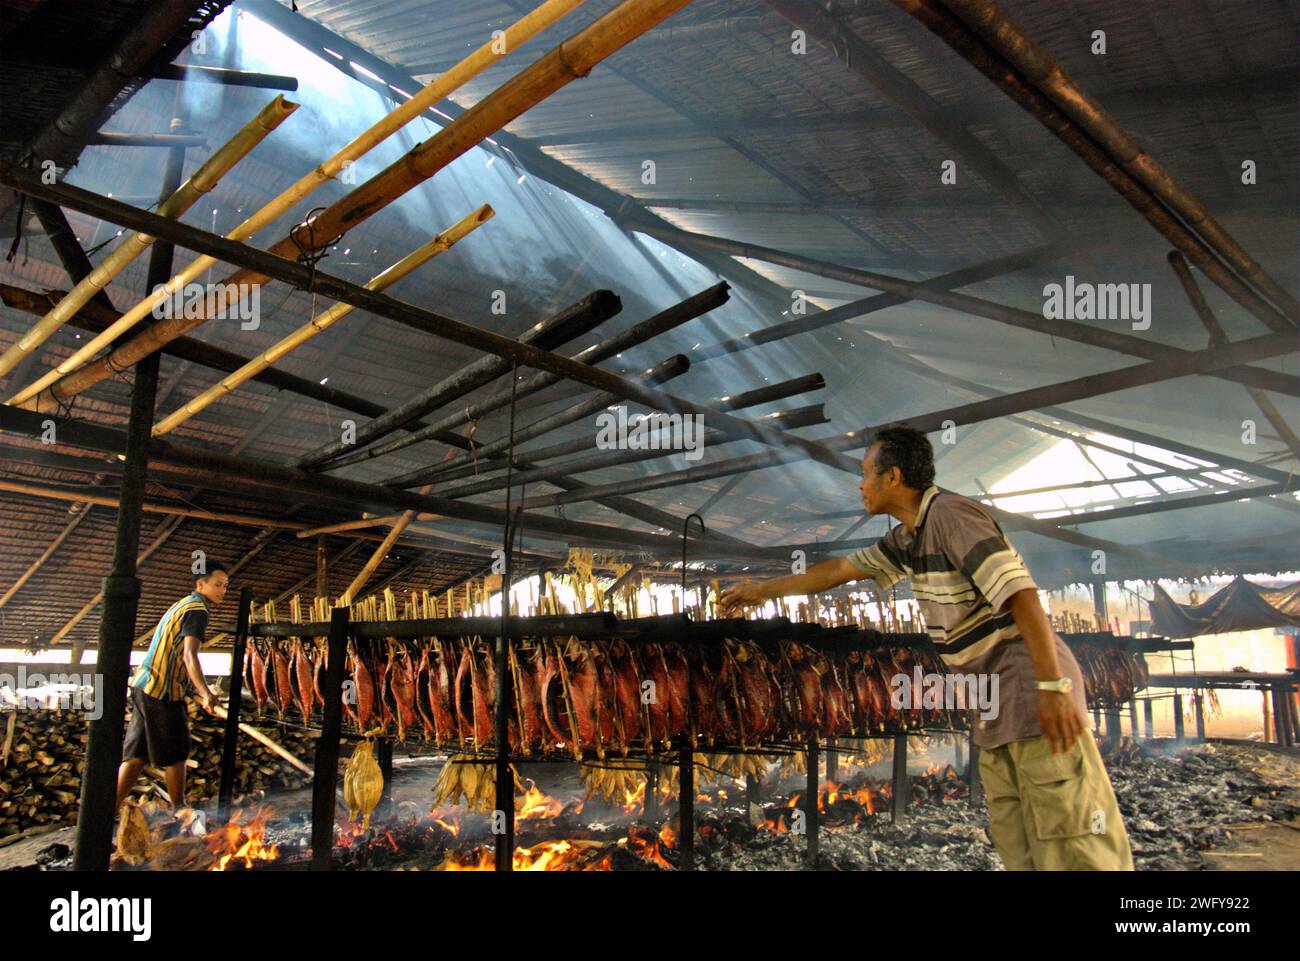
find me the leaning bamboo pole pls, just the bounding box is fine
[60,517,184,660]
[939,0,1300,327]
[28,0,693,412]
[0,96,298,390]
[0,478,309,530]
[0,507,93,609]
[338,441,464,604]
[151,205,492,436]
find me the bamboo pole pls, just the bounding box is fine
[338,440,465,604]
[211,705,313,776]
[151,205,492,436]
[0,478,309,530]
[0,507,93,609]
[315,282,728,470]
[939,0,1300,327]
[1168,251,1300,464]
[0,96,299,390]
[29,0,693,412]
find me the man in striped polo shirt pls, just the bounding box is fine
[115,562,228,811]
[721,426,1131,870]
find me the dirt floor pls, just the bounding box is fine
[3,739,1297,871]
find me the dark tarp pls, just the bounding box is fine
[1149,577,1300,638]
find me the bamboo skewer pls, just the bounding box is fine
[1,96,299,392]
[151,206,492,436]
[23,0,694,414]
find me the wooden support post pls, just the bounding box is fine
[1173,694,1185,741]
[1270,687,1293,748]
[1104,710,1120,750]
[804,735,819,867]
[1143,699,1154,740]
[71,132,185,871]
[377,740,395,818]
[315,536,328,598]
[891,732,909,825]
[1193,692,1206,741]
[218,588,253,820]
[645,763,660,824]
[679,747,695,871]
[311,606,349,870]
[1129,699,1139,738]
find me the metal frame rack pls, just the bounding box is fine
[218,587,979,870]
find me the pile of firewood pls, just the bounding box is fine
[0,704,319,837]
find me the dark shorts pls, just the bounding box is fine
[123,686,190,767]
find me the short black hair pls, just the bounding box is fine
[196,560,229,581]
[867,425,935,491]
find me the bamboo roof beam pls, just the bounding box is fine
[238,0,812,308]
[26,0,696,410]
[937,0,1300,326]
[623,218,1300,398]
[0,282,476,454]
[1168,251,1300,465]
[151,205,493,436]
[0,1,213,227]
[314,282,731,471]
[1,96,298,388]
[762,0,1057,239]
[0,170,862,478]
[896,0,1297,332]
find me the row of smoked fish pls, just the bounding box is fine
[243,636,968,756]
[242,637,1149,755]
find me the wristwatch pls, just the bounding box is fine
[1036,677,1073,694]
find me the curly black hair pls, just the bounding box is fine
[867,425,935,491]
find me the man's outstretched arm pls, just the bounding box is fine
[719,556,864,615]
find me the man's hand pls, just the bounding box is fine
[199,689,220,715]
[1038,689,1084,754]
[718,581,771,617]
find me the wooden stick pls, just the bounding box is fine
[211,705,313,777]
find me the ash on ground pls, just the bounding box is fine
[702,740,1300,871]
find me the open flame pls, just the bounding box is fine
[517,784,581,820]
[206,809,279,870]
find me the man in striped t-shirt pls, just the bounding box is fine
[116,562,227,811]
[721,427,1131,870]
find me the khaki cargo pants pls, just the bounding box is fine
[980,733,1133,871]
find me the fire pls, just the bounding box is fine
[207,810,279,871]
[436,839,625,871]
[622,781,645,815]
[516,784,579,820]
[431,814,461,836]
[626,826,673,869]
